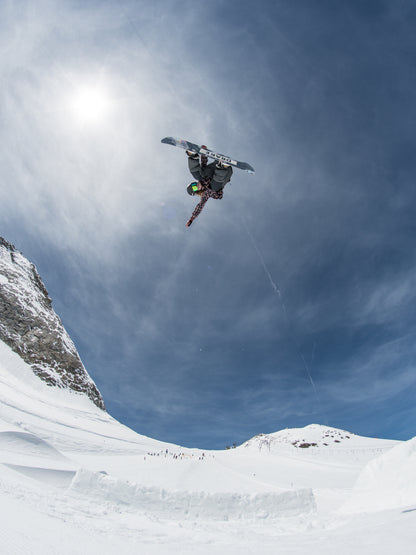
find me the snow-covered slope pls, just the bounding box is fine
[0,336,314,508]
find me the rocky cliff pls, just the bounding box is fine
[0,236,105,410]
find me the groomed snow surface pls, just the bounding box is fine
[0,338,415,554]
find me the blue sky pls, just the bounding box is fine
[1,0,416,448]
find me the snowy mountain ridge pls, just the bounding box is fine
[241,423,398,463]
[0,237,105,409]
[244,424,356,450]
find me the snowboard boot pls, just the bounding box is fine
[186,150,198,159]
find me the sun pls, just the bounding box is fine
[69,85,112,125]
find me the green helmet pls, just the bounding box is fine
[187,182,199,196]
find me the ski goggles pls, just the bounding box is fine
[190,182,199,192]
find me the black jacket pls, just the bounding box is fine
[188,158,233,192]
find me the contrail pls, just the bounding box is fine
[242,217,281,298]
[300,352,328,426]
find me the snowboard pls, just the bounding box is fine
[161,137,255,174]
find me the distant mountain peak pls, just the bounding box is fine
[0,236,105,410]
[242,424,359,452]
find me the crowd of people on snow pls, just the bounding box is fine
[143,449,214,462]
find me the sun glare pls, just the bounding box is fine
[69,85,111,124]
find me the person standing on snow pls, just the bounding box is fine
[185,148,233,227]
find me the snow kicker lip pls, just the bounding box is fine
[3,463,76,488]
[0,431,68,460]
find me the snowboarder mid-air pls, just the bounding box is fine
[185,148,233,227]
[161,136,254,227]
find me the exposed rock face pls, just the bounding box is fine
[0,236,105,410]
